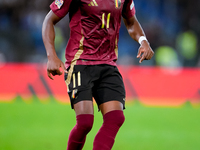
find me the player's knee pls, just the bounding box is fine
[103,110,125,127]
[114,111,125,127]
[76,114,94,132]
[79,120,93,132]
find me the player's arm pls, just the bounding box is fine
[123,15,154,63]
[42,11,67,80]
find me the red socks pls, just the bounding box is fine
[93,110,125,150]
[67,114,94,150]
[67,110,125,150]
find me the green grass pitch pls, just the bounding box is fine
[0,97,200,150]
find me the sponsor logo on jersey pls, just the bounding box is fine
[115,0,121,8]
[88,0,98,6]
[130,1,134,10]
[55,0,64,9]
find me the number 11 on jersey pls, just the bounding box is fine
[101,13,111,29]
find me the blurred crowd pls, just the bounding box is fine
[0,0,200,67]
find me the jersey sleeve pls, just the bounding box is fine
[122,0,136,19]
[50,0,73,18]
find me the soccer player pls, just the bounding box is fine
[42,0,154,149]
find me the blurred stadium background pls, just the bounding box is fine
[0,0,200,150]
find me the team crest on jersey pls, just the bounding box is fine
[55,0,64,9]
[115,0,121,8]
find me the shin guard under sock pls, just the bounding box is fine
[93,110,125,150]
[67,114,94,150]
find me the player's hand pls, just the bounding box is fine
[137,40,154,63]
[47,55,67,80]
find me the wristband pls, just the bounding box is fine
[138,36,147,45]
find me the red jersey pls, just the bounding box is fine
[50,0,135,69]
